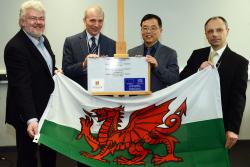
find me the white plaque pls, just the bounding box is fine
[87,57,151,95]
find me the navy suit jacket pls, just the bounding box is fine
[128,43,179,92]
[62,30,116,89]
[180,46,249,134]
[4,29,56,126]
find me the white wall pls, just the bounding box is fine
[1,0,250,69]
[0,83,16,146]
[0,0,250,146]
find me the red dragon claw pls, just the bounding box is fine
[81,152,108,162]
[152,154,182,165]
[76,134,82,140]
[114,156,127,162]
[81,152,92,158]
[114,156,145,165]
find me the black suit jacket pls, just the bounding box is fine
[180,46,248,134]
[4,29,56,126]
[62,30,116,89]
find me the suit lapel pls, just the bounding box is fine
[137,45,144,56]
[99,34,104,55]
[43,37,55,71]
[154,42,162,60]
[99,34,109,55]
[20,30,52,76]
[202,47,210,61]
[217,46,231,73]
[79,31,89,55]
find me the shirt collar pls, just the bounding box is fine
[143,41,159,56]
[144,41,159,50]
[86,31,100,42]
[210,44,227,57]
[24,30,44,46]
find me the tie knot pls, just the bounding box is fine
[91,37,96,43]
[208,51,218,63]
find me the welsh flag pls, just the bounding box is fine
[36,67,230,167]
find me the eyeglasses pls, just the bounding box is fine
[141,26,159,33]
[27,16,45,22]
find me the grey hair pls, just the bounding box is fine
[83,5,104,21]
[19,0,45,27]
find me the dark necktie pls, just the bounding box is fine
[146,47,151,56]
[90,37,97,54]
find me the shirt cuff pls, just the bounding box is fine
[27,118,38,125]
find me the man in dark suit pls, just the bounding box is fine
[4,1,57,167]
[62,5,115,167]
[62,5,116,90]
[128,14,179,92]
[180,16,248,149]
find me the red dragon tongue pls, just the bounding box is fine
[82,108,93,117]
[174,99,187,117]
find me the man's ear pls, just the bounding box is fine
[160,28,163,33]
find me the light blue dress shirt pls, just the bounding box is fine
[24,31,53,124]
[25,32,53,75]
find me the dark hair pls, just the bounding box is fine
[204,16,228,30]
[140,14,162,28]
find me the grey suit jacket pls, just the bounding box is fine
[62,30,116,89]
[128,42,179,92]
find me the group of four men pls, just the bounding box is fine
[4,1,248,167]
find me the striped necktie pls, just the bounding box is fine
[89,37,97,54]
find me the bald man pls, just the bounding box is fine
[62,5,116,167]
[62,5,116,90]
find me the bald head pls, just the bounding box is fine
[84,5,104,22]
[83,5,104,36]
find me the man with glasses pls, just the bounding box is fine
[4,1,57,167]
[128,14,179,92]
[180,16,248,149]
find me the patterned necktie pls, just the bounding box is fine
[90,37,97,54]
[208,51,218,65]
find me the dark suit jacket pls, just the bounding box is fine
[62,30,116,89]
[4,29,56,127]
[128,43,179,92]
[180,46,249,134]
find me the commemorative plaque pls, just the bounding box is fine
[87,57,151,95]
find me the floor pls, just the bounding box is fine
[0,140,250,167]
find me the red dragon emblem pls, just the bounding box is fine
[77,98,187,165]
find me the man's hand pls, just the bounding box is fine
[225,131,238,149]
[82,54,99,68]
[146,55,158,68]
[27,121,39,139]
[199,61,214,70]
[54,68,63,74]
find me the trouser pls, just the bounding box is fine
[77,162,90,167]
[15,122,57,167]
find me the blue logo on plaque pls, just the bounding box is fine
[124,78,145,91]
